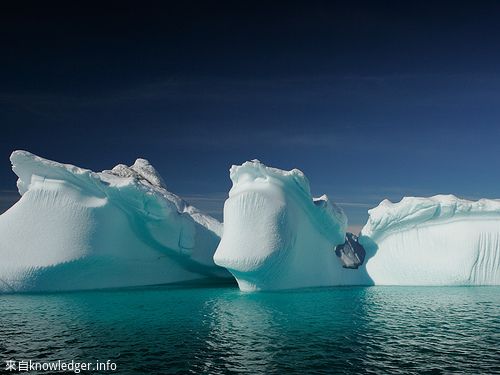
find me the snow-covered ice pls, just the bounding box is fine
[213,160,367,291]
[3,151,498,292]
[0,151,229,292]
[360,195,500,285]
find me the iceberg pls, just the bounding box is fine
[0,151,229,292]
[213,160,366,291]
[360,195,500,285]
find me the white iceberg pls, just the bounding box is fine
[213,160,366,291]
[0,151,229,292]
[360,195,500,285]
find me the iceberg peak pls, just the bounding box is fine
[107,157,167,189]
[229,159,312,197]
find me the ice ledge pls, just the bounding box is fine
[362,194,500,240]
[229,159,311,196]
[10,150,222,237]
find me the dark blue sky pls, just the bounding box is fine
[2,1,500,227]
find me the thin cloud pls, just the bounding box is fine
[337,202,374,208]
[3,71,500,111]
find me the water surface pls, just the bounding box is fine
[1,286,499,374]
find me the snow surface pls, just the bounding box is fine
[213,160,367,291]
[0,151,229,292]
[360,195,500,285]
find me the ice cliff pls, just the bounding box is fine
[213,160,365,291]
[360,195,500,285]
[0,151,229,292]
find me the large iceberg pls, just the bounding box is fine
[4,152,498,293]
[213,160,366,291]
[360,195,500,285]
[0,151,230,292]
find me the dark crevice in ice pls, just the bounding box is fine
[335,232,366,269]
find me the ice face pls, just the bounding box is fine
[360,195,500,285]
[0,151,229,292]
[213,160,367,291]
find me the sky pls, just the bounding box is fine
[2,1,500,229]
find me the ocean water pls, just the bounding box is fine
[1,286,499,375]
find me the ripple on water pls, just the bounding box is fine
[0,286,499,374]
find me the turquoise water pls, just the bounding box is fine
[1,286,499,374]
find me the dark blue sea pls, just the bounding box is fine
[1,286,499,374]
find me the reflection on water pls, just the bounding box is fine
[1,286,499,374]
[198,295,279,374]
